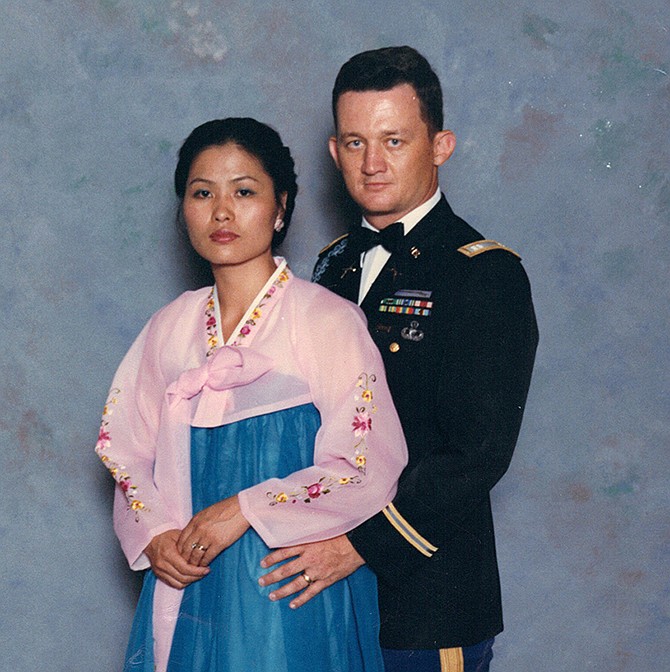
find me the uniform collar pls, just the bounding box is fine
[361,188,442,236]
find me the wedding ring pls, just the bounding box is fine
[191,542,199,550]
[197,544,207,552]
[301,572,314,585]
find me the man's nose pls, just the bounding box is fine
[362,145,386,174]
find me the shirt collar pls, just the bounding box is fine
[361,188,441,234]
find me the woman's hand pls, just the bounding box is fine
[144,529,210,589]
[177,495,250,567]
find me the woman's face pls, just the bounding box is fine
[182,143,286,272]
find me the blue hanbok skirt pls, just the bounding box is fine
[124,403,383,672]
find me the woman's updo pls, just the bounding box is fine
[174,118,298,247]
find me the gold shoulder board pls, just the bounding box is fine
[318,233,349,256]
[457,239,521,259]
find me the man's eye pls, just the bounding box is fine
[388,138,402,147]
[347,140,362,148]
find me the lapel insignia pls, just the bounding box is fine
[401,321,424,342]
[410,246,421,258]
[340,264,359,279]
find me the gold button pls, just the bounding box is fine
[389,342,400,353]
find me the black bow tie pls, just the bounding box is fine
[351,221,405,256]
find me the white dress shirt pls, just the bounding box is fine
[357,188,442,304]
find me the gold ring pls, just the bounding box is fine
[301,572,314,585]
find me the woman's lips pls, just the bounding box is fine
[209,230,239,244]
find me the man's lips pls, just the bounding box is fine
[362,181,391,191]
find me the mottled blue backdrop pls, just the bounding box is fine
[1,1,668,670]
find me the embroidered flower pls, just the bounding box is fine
[96,427,111,450]
[351,372,378,474]
[205,290,218,357]
[267,475,361,506]
[228,264,291,346]
[352,412,372,437]
[95,389,148,520]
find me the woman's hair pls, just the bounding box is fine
[174,117,298,247]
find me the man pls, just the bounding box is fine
[260,46,538,671]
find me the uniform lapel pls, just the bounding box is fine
[360,199,452,315]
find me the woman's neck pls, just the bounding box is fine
[212,255,278,342]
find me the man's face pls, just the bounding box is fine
[329,83,455,230]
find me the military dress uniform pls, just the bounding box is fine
[313,196,538,668]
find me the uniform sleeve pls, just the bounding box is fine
[95,319,181,570]
[237,292,408,548]
[348,254,539,584]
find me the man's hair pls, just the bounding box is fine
[332,46,444,135]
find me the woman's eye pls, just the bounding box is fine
[193,189,211,198]
[237,188,255,197]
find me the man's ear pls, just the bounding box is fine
[328,136,341,170]
[432,130,456,167]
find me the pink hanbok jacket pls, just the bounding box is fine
[95,260,407,670]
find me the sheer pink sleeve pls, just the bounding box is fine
[238,286,407,548]
[95,318,187,570]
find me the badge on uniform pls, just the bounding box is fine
[401,321,424,341]
[378,289,433,316]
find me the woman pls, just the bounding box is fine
[95,118,407,672]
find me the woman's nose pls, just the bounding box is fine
[214,197,233,221]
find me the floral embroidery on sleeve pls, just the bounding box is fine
[95,389,148,521]
[266,371,378,506]
[351,372,377,474]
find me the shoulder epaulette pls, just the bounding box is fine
[457,239,521,259]
[318,233,349,256]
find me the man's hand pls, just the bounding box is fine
[144,529,210,589]
[258,535,365,609]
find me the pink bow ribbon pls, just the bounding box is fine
[166,347,274,427]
